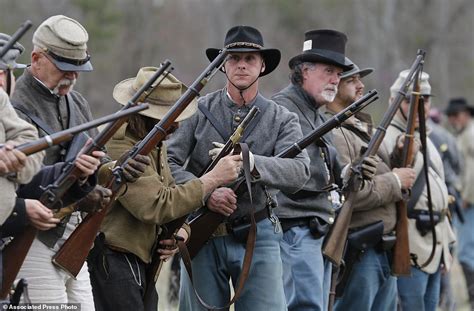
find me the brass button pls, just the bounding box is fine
[161,176,164,182]
[234,115,241,122]
[161,163,164,169]
[327,195,332,201]
[328,217,334,224]
[12,212,17,217]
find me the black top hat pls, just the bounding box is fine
[289,29,353,71]
[206,25,281,77]
[445,97,474,116]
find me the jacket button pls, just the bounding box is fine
[328,217,334,224]
[161,176,164,182]
[234,115,241,122]
[12,212,17,217]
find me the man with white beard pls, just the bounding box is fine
[10,15,109,309]
[271,29,353,311]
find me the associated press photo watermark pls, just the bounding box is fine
[2,304,80,310]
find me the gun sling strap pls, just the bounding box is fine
[178,142,256,310]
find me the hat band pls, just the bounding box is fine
[46,50,91,66]
[302,48,345,63]
[225,42,263,49]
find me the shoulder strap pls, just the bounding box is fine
[198,103,229,140]
[198,100,267,142]
[13,105,55,136]
[13,105,70,152]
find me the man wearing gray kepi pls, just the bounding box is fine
[167,25,310,310]
[11,15,148,308]
[385,70,456,311]
[271,29,353,311]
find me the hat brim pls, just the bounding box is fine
[341,67,374,79]
[51,58,93,72]
[112,77,198,122]
[445,105,474,116]
[206,47,281,77]
[289,53,353,71]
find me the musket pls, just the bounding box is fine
[0,103,149,299]
[143,105,259,311]
[322,50,426,271]
[390,64,424,276]
[41,60,173,211]
[0,20,32,61]
[1,61,171,298]
[1,104,148,156]
[186,89,379,259]
[52,50,229,279]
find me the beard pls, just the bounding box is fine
[321,85,338,103]
[53,78,76,95]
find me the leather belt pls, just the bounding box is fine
[212,207,270,238]
[279,217,310,232]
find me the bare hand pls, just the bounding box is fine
[209,154,242,185]
[0,142,27,175]
[25,199,60,230]
[396,135,421,161]
[158,228,189,261]
[393,167,416,190]
[207,187,237,217]
[75,150,104,178]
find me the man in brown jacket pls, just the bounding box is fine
[324,59,416,310]
[88,67,242,311]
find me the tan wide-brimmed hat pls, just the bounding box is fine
[113,67,197,122]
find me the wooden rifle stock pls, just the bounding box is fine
[187,90,378,259]
[142,105,260,310]
[0,104,149,298]
[52,51,229,279]
[391,65,423,276]
[322,50,426,269]
[0,20,32,60]
[1,61,171,297]
[10,104,149,156]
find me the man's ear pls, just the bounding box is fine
[260,61,266,73]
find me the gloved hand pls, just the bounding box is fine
[360,155,379,180]
[240,150,255,171]
[122,154,151,183]
[209,142,225,160]
[75,185,112,213]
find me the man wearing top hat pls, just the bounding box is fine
[383,70,455,311]
[446,97,474,310]
[10,15,148,308]
[270,29,354,311]
[167,25,310,310]
[324,59,416,310]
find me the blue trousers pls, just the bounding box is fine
[179,218,286,311]
[397,265,441,311]
[455,205,474,271]
[280,226,331,311]
[334,248,397,311]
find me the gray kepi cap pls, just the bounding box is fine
[33,15,92,72]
